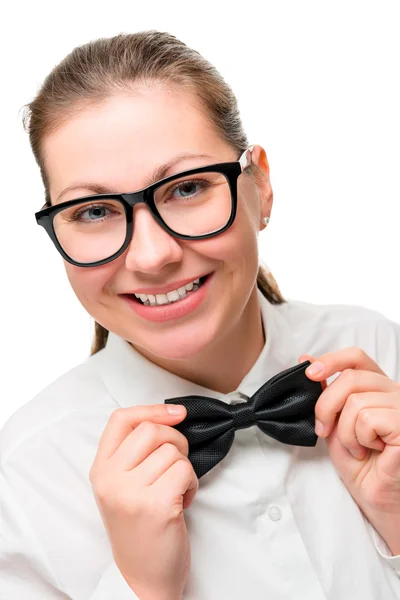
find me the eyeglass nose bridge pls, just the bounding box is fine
[121,190,148,207]
[120,189,167,236]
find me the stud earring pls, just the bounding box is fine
[262,216,270,226]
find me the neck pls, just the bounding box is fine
[135,286,265,394]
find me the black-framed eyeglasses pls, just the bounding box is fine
[35,146,254,268]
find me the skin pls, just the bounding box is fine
[42,87,272,394]
[303,349,400,556]
[44,85,272,597]
[42,86,400,596]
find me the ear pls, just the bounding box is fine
[251,144,270,176]
[250,144,273,227]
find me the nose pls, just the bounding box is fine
[123,205,183,273]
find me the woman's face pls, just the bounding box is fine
[42,88,272,361]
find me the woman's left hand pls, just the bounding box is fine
[298,347,400,555]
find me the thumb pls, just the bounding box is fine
[298,354,315,364]
[299,354,328,390]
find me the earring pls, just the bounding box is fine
[262,216,270,226]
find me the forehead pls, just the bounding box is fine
[42,88,230,202]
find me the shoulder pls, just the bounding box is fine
[278,297,394,329]
[0,347,118,466]
[277,298,400,380]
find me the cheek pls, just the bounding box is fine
[64,262,114,304]
[223,186,260,255]
[189,195,260,267]
[238,179,261,228]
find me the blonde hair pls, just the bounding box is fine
[22,31,286,354]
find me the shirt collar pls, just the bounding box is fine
[99,289,303,408]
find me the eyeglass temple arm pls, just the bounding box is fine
[239,145,255,171]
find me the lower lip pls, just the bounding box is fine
[121,274,214,322]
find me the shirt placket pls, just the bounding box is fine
[225,390,328,599]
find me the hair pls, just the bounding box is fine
[22,30,286,355]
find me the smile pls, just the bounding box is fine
[121,273,213,323]
[133,276,206,306]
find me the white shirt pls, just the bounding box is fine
[1,290,400,600]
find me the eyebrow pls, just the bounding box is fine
[55,153,214,204]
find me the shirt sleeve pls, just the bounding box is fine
[89,562,140,599]
[0,469,139,599]
[368,522,400,578]
[367,520,400,578]
[0,468,70,599]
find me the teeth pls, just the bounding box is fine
[177,286,186,298]
[166,290,180,302]
[134,277,203,306]
[155,294,169,305]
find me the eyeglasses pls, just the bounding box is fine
[35,146,253,268]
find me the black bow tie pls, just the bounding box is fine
[164,361,323,478]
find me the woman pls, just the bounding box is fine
[1,30,399,600]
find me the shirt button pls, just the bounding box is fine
[267,506,282,521]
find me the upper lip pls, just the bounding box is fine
[121,273,211,296]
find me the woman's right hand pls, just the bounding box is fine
[89,404,198,600]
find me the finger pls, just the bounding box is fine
[314,370,396,437]
[336,392,390,458]
[109,421,189,472]
[182,480,199,510]
[356,406,400,449]
[301,347,387,382]
[326,420,371,478]
[376,445,400,480]
[298,355,327,389]
[94,404,187,462]
[298,354,314,365]
[152,458,199,509]
[132,442,191,486]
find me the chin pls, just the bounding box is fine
[127,319,223,362]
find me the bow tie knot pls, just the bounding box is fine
[165,361,322,478]
[231,400,256,430]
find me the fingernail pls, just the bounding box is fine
[306,361,325,376]
[166,405,186,415]
[315,420,325,436]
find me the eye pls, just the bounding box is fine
[63,202,122,224]
[162,178,210,203]
[79,206,110,221]
[172,181,202,198]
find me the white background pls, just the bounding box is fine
[1,1,399,428]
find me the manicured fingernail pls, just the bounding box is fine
[167,405,186,415]
[306,361,325,376]
[315,420,325,436]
